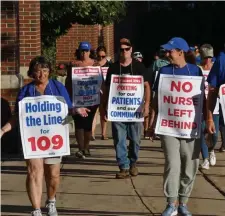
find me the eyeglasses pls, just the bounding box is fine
[98,55,106,59]
[120,47,131,52]
[34,69,49,75]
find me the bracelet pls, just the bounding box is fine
[207,120,214,122]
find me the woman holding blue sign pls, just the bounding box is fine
[1,56,89,216]
[65,41,102,159]
[149,38,204,216]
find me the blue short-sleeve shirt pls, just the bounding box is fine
[207,51,225,88]
[153,63,203,91]
[15,79,72,113]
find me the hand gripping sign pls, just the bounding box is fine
[19,95,70,159]
[155,74,204,138]
[72,66,102,107]
[108,75,144,122]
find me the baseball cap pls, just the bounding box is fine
[200,44,214,58]
[133,52,143,59]
[120,38,132,46]
[79,41,91,50]
[161,37,190,52]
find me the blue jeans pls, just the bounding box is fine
[201,114,219,159]
[111,122,142,169]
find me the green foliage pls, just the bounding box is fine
[41,1,126,46]
[41,43,57,80]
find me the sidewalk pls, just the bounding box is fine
[1,123,225,216]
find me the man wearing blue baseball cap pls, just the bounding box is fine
[149,37,203,216]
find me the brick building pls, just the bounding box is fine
[1,1,116,151]
[56,24,114,64]
[1,0,41,112]
[1,0,41,153]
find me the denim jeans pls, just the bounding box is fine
[201,114,219,159]
[111,122,142,169]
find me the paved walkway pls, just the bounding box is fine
[1,124,225,216]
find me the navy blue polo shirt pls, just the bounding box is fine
[207,51,225,88]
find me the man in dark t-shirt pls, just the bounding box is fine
[103,38,151,179]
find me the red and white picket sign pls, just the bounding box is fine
[19,95,70,159]
[155,74,204,138]
[107,74,144,122]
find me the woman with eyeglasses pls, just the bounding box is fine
[0,56,89,216]
[65,41,101,159]
[92,46,112,140]
[149,37,203,216]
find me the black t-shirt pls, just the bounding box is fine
[102,60,112,67]
[105,60,149,86]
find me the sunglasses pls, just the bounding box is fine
[81,49,89,52]
[98,55,106,59]
[120,47,131,52]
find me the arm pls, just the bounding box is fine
[206,86,219,133]
[143,81,150,117]
[1,115,18,138]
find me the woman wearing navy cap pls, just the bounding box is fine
[65,41,100,159]
[150,37,203,216]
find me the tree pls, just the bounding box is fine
[41,1,126,46]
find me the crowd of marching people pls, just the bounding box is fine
[1,37,225,216]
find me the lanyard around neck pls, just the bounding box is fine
[172,64,191,76]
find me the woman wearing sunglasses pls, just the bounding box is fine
[92,46,112,140]
[65,41,101,159]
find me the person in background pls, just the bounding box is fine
[207,43,225,152]
[195,45,201,65]
[133,51,143,63]
[149,37,203,216]
[103,38,150,179]
[0,56,89,216]
[145,48,170,140]
[198,44,219,170]
[92,46,112,140]
[153,51,159,60]
[65,41,100,159]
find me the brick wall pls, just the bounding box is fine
[1,1,41,113]
[19,0,41,67]
[103,24,114,61]
[56,23,115,63]
[1,1,18,75]
[56,24,99,63]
